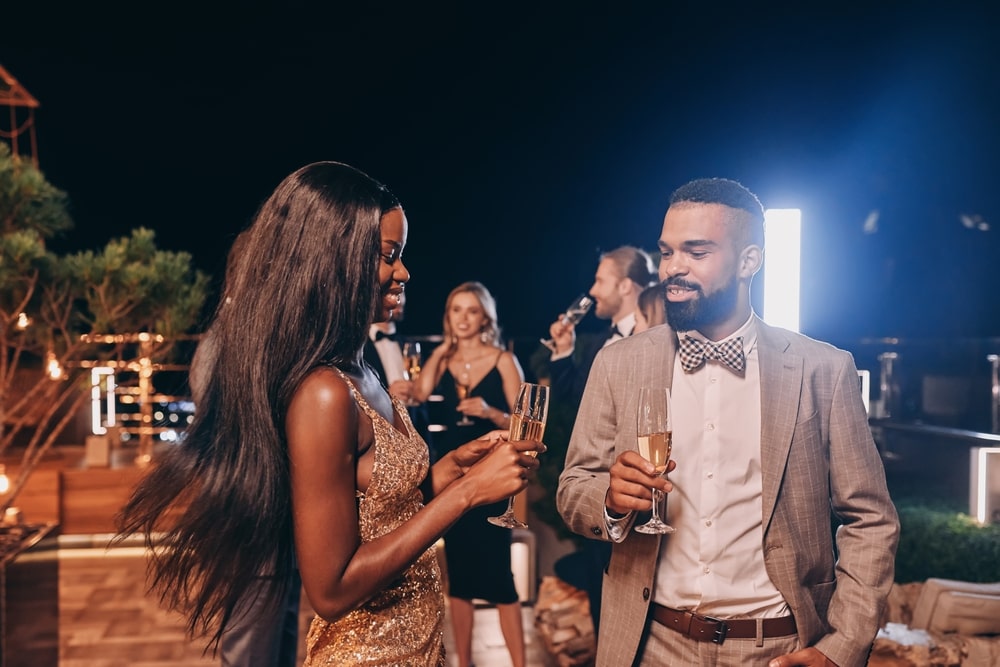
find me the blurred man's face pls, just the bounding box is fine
[588,258,625,320]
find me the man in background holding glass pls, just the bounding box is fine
[546,245,657,407]
[546,245,656,635]
[557,178,898,666]
[364,291,434,454]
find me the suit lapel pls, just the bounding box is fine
[363,339,388,386]
[756,320,803,532]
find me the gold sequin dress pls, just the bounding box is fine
[304,370,446,666]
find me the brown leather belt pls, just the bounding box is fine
[651,604,796,644]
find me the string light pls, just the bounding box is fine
[46,350,64,380]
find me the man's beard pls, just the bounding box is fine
[664,275,739,333]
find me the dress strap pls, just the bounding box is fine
[328,365,383,423]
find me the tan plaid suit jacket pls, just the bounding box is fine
[556,318,899,667]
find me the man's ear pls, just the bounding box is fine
[739,245,763,279]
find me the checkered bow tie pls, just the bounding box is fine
[678,335,746,373]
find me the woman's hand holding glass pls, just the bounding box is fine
[455,396,497,423]
[453,431,544,507]
[488,382,548,528]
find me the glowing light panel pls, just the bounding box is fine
[763,208,801,333]
[971,446,1000,524]
[91,367,117,435]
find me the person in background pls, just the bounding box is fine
[363,290,436,455]
[188,230,302,667]
[413,281,528,667]
[546,245,657,407]
[546,245,656,636]
[634,281,667,334]
[119,162,541,666]
[364,290,415,402]
[557,177,898,666]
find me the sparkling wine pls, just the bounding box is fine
[405,355,422,379]
[509,412,546,444]
[562,301,592,326]
[637,431,672,472]
[455,383,470,400]
[541,294,594,352]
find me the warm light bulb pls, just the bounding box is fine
[16,312,31,329]
[0,465,10,495]
[46,351,64,380]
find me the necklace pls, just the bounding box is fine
[454,346,491,368]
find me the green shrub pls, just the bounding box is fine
[893,500,1000,583]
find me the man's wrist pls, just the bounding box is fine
[550,346,574,362]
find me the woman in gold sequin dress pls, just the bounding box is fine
[118,162,542,666]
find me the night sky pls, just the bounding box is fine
[4,2,999,346]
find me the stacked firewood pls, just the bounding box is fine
[533,576,596,667]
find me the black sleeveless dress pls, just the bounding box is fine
[432,360,519,604]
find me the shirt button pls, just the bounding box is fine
[707,472,714,479]
[706,423,715,431]
[591,527,602,536]
[705,520,713,527]
[703,566,711,574]
[710,377,718,384]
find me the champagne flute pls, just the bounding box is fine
[634,387,675,534]
[455,368,474,426]
[401,341,422,406]
[488,382,549,529]
[540,294,594,352]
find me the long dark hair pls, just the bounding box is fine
[117,161,400,650]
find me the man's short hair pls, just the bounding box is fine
[669,178,765,247]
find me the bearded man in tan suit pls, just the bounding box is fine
[557,178,898,667]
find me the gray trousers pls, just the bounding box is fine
[221,570,302,667]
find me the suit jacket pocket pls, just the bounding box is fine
[809,579,836,626]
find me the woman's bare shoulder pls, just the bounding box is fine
[498,349,524,374]
[289,366,357,422]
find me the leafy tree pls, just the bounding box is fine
[0,143,209,512]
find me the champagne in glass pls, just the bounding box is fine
[540,294,594,352]
[401,341,422,406]
[402,341,422,380]
[488,382,549,529]
[634,387,675,534]
[455,379,474,426]
[637,432,671,472]
[508,412,546,444]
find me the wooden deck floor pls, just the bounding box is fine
[50,541,553,667]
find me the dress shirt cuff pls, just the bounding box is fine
[549,346,574,362]
[605,507,632,543]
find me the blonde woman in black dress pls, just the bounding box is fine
[414,281,528,667]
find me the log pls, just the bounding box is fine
[533,576,596,667]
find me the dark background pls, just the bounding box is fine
[4,2,999,343]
